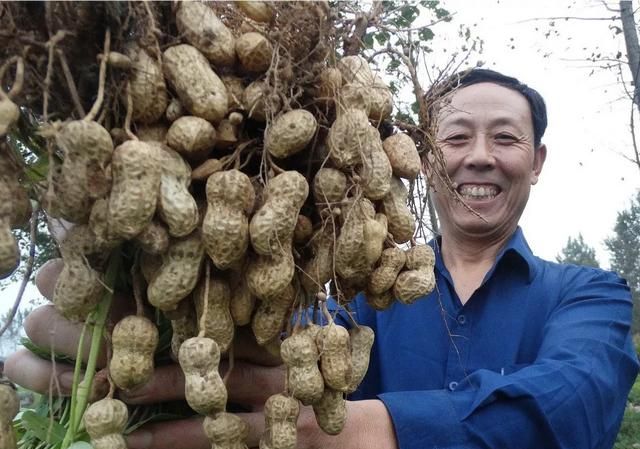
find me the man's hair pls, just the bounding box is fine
[433,68,548,148]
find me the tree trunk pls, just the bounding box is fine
[621,1,640,110]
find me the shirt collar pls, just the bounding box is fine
[432,226,538,285]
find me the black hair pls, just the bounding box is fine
[435,68,548,148]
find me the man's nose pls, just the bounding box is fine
[464,135,495,170]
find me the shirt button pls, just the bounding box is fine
[448,381,458,391]
[457,314,466,325]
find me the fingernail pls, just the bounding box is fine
[58,372,75,391]
[126,430,152,449]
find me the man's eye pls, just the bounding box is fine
[445,134,468,143]
[495,134,518,144]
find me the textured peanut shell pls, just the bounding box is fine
[0,383,19,449]
[242,80,281,121]
[53,257,104,322]
[393,268,436,304]
[0,156,31,228]
[363,213,388,267]
[365,288,395,311]
[0,224,19,279]
[338,55,374,85]
[247,247,295,301]
[166,116,217,160]
[368,75,393,122]
[108,140,161,239]
[152,143,199,237]
[54,120,114,223]
[312,388,346,435]
[265,109,317,159]
[250,171,308,256]
[236,32,273,73]
[136,123,168,142]
[126,45,168,124]
[335,198,373,280]
[381,177,415,244]
[236,1,274,22]
[134,220,170,255]
[176,2,236,66]
[359,129,392,200]
[300,227,333,295]
[293,214,313,244]
[163,44,229,123]
[369,247,406,295]
[216,119,239,148]
[382,133,421,180]
[165,98,184,122]
[179,337,227,415]
[251,283,295,344]
[260,394,299,449]
[203,170,255,269]
[83,398,128,449]
[406,244,435,270]
[203,412,249,449]
[147,232,205,311]
[346,326,374,392]
[110,316,159,391]
[0,98,19,137]
[221,75,245,110]
[312,168,347,206]
[89,199,123,253]
[194,275,234,352]
[168,299,197,360]
[229,266,256,326]
[315,67,342,105]
[140,251,162,283]
[317,324,353,392]
[327,108,371,168]
[281,333,324,405]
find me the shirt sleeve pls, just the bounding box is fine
[378,269,640,449]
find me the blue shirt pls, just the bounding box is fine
[340,228,639,449]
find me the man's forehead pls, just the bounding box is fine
[436,82,533,127]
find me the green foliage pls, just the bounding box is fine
[555,233,600,268]
[614,376,640,449]
[605,191,640,334]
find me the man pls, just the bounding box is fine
[5,69,639,449]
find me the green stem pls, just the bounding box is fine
[60,250,121,449]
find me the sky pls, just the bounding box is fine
[431,0,640,265]
[1,0,640,329]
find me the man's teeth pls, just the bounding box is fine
[459,185,498,199]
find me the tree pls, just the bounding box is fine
[605,191,640,334]
[555,233,600,268]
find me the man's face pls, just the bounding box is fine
[431,82,546,240]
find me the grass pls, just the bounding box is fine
[614,372,640,449]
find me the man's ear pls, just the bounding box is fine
[531,144,547,185]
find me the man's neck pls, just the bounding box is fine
[439,228,515,304]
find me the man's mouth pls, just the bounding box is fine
[457,184,500,201]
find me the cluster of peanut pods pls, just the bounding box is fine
[0,2,437,449]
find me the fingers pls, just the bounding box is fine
[4,348,73,395]
[126,416,208,449]
[223,360,285,406]
[35,258,64,300]
[231,326,282,367]
[119,358,285,408]
[119,364,186,404]
[3,348,109,400]
[125,412,265,449]
[24,305,107,366]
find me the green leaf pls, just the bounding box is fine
[362,33,374,49]
[419,28,435,41]
[374,31,390,45]
[20,410,66,444]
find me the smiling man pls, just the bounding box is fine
[5,69,639,449]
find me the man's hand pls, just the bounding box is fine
[4,258,399,449]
